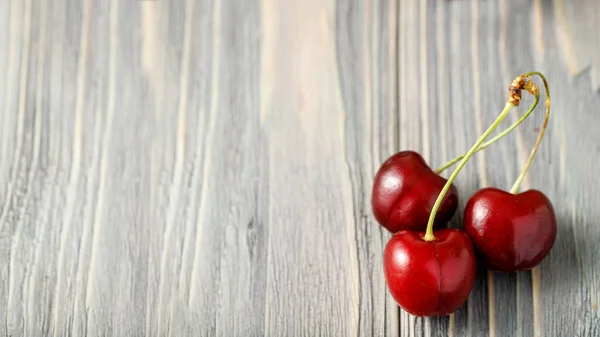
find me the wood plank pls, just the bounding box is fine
[260,0,362,334]
[537,2,600,335]
[35,0,94,334]
[70,0,152,334]
[334,0,399,335]
[187,0,266,335]
[2,0,37,334]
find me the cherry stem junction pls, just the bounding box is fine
[434,93,540,174]
[423,101,516,242]
[509,72,550,194]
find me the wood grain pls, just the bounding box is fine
[0,0,599,336]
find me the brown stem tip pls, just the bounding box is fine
[507,76,527,106]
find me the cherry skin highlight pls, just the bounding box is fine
[463,187,557,272]
[383,229,477,316]
[372,151,459,233]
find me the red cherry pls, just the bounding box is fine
[372,151,459,233]
[463,187,557,272]
[383,229,477,316]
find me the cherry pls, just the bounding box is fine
[384,229,476,316]
[463,188,556,272]
[371,151,458,233]
[463,72,554,272]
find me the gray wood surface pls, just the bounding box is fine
[1,0,599,336]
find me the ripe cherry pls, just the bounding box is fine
[384,229,476,316]
[463,72,555,272]
[371,151,458,233]
[463,188,556,272]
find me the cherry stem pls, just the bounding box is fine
[509,72,550,194]
[423,102,516,242]
[434,94,540,174]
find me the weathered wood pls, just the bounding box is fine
[1,0,600,336]
[334,0,399,335]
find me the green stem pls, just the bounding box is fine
[434,94,540,174]
[423,102,515,242]
[509,72,550,194]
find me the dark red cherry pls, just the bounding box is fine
[463,187,557,272]
[372,151,459,233]
[383,229,477,316]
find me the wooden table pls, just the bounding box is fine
[1,0,599,336]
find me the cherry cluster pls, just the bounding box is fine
[372,72,556,317]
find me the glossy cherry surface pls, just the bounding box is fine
[463,187,557,272]
[383,229,477,316]
[372,151,459,233]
